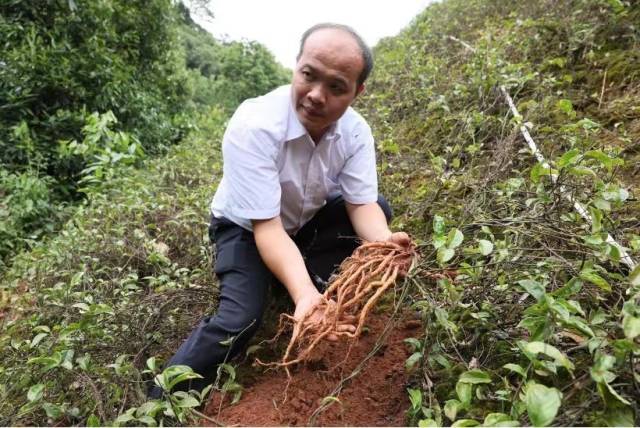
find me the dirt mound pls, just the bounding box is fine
[204,312,420,426]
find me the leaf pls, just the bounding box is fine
[622,315,640,340]
[407,388,422,410]
[433,215,446,235]
[603,381,631,405]
[517,279,545,302]
[556,148,580,167]
[567,166,597,177]
[87,414,100,427]
[146,357,158,372]
[483,413,520,427]
[456,381,472,406]
[446,228,464,249]
[477,239,494,256]
[555,99,575,117]
[172,391,200,408]
[42,403,63,419]
[503,363,526,378]
[459,369,492,384]
[444,399,461,421]
[525,383,562,427]
[629,265,640,287]
[404,337,422,351]
[405,352,422,372]
[30,332,48,349]
[589,206,602,234]
[27,383,44,402]
[521,341,574,371]
[579,270,611,292]
[451,419,480,427]
[585,150,623,171]
[530,163,553,183]
[418,419,439,427]
[437,247,455,264]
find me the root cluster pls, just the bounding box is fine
[260,241,418,374]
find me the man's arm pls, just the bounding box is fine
[252,216,318,305]
[252,216,354,338]
[345,201,411,246]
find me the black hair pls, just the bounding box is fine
[297,23,373,88]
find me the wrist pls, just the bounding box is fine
[290,283,321,305]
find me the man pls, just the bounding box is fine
[150,23,410,397]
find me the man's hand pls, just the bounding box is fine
[387,231,412,248]
[294,291,356,341]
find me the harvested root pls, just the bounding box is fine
[258,241,418,376]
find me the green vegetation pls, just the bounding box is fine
[0,1,288,268]
[2,0,639,425]
[358,0,639,425]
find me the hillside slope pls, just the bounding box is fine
[357,0,639,425]
[1,0,638,426]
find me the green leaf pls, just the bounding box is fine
[555,99,575,117]
[405,352,423,372]
[521,341,574,371]
[585,150,623,171]
[446,228,464,249]
[451,419,480,427]
[404,337,422,351]
[433,215,446,235]
[30,332,48,349]
[146,357,158,372]
[530,163,554,183]
[478,239,494,256]
[456,381,472,406]
[567,166,597,177]
[589,206,602,234]
[483,413,520,427]
[27,383,44,402]
[579,270,611,292]
[437,247,455,264]
[593,198,611,211]
[622,315,640,340]
[87,414,100,427]
[556,148,580,167]
[407,388,422,410]
[525,382,562,427]
[503,363,526,378]
[172,391,200,408]
[418,419,439,427]
[459,369,492,384]
[136,415,157,426]
[629,265,640,287]
[445,399,462,421]
[517,279,545,302]
[42,403,63,419]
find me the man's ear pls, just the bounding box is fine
[355,83,366,99]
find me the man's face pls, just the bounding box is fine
[292,29,365,141]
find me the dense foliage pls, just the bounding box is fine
[357,0,639,425]
[1,0,639,426]
[0,1,288,267]
[181,21,291,111]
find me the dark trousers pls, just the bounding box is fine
[149,194,392,396]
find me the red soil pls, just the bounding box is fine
[203,313,421,426]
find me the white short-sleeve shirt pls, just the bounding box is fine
[210,85,378,235]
